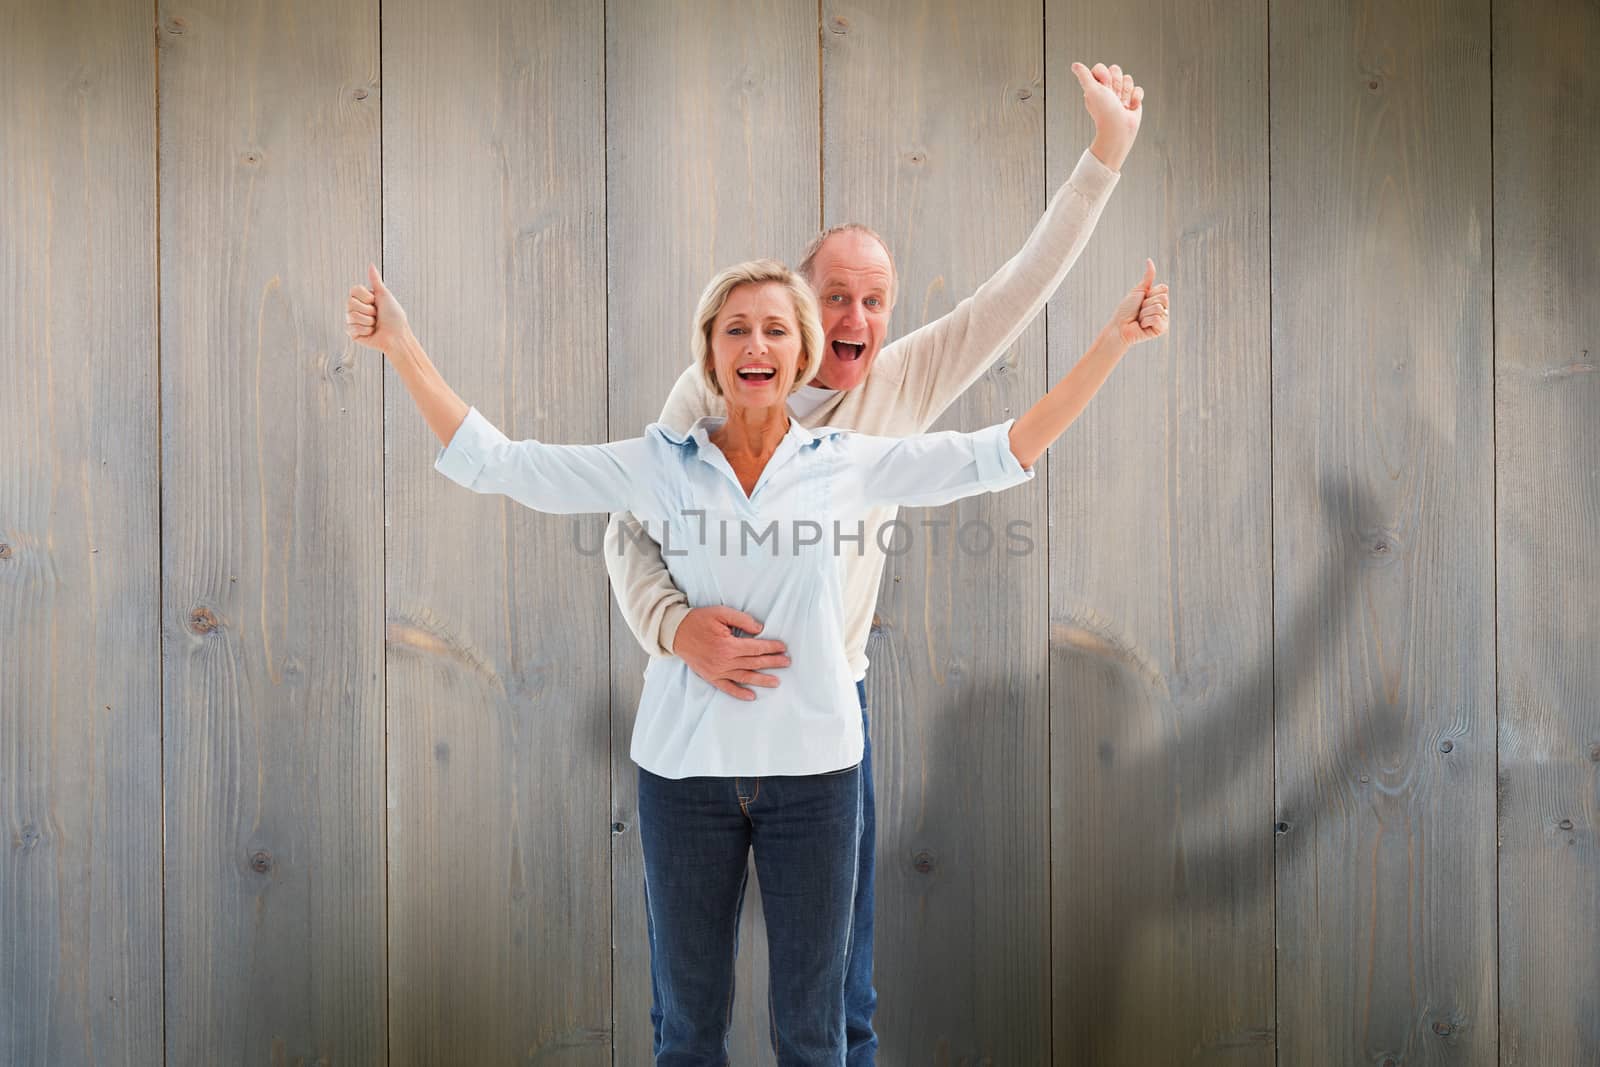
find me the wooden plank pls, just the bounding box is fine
[605,2,819,1060]
[1044,8,1275,1063]
[1269,2,1497,1062]
[0,5,162,1064]
[823,3,1049,1060]
[1493,3,1600,1062]
[156,2,388,1061]
[156,0,388,1061]
[381,1,610,1063]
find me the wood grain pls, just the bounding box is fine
[157,0,389,1061]
[1493,1,1600,1062]
[1045,4,1276,1063]
[3,2,1596,1062]
[383,1,610,1063]
[1270,1,1498,1062]
[0,5,163,1063]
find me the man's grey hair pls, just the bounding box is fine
[797,223,898,305]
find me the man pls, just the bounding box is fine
[609,60,1145,1064]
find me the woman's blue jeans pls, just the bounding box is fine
[640,680,879,1066]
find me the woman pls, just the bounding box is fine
[345,256,1168,1064]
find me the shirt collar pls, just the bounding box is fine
[649,413,837,450]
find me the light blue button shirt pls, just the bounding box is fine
[434,405,1034,779]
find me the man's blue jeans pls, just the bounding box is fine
[640,680,879,1065]
[843,680,879,1065]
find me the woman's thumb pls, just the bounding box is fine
[368,262,384,292]
[1070,61,1093,91]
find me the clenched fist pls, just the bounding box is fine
[345,262,411,356]
[1071,61,1144,172]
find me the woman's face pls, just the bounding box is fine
[710,281,805,409]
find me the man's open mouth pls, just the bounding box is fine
[736,365,777,381]
[832,340,865,361]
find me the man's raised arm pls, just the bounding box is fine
[886,61,1141,429]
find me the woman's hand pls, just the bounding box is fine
[1105,258,1169,347]
[346,262,412,356]
[1071,61,1143,171]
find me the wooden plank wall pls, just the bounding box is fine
[156,1,390,1062]
[2,1,1597,1065]
[381,1,610,1064]
[1493,1,1600,1063]
[1045,1,1275,1063]
[0,3,164,1064]
[1271,2,1500,1064]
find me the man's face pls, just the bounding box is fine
[806,231,895,391]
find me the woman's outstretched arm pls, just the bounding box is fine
[346,261,645,515]
[1008,258,1168,468]
[347,261,469,444]
[390,331,471,446]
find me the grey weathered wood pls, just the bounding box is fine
[605,2,819,1061]
[824,3,1051,1061]
[0,6,163,1064]
[1493,4,1600,1063]
[1044,8,1276,1063]
[381,2,611,1064]
[156,0,389,1062]
[1270,2,1498,1063]
[8,4,1600,1064]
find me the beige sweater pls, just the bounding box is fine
[604,145,1120,679]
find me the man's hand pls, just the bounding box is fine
[1072,61,1144,172]
[671,606,791,701]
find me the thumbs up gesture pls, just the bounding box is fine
[1106,258,1170,346]
[346,262,413,356]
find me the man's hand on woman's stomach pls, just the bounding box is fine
[672,606,791,701]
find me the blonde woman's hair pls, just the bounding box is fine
[691,259,825,398]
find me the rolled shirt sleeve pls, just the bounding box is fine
[844,419,1035,509]
[434,405,648,515]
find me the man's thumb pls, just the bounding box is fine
[368,262,384,292]
[717,608,762,635]
[1070,61,1093,91]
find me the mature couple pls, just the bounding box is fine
[347,60,1163,1067]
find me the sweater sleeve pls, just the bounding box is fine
[885,146,1119,431]
[603,364,715,658]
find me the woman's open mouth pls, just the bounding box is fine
[736,365,777,382]
[831,340,865,361]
